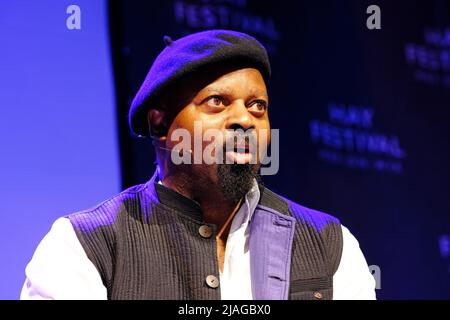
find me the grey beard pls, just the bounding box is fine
[217,163,258,202]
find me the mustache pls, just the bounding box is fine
[222,132,258,152]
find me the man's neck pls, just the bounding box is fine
[161,170,243,232]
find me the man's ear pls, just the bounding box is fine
[147,108,168,138]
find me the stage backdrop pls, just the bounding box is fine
[110,0,450,299]
[0,1,121,299]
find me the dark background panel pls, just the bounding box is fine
[109,0,450,299]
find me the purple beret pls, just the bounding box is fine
[129,29,271,137]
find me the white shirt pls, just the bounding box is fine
[21,181,376,300]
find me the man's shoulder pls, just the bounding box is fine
[284,195,341,227]
[261,186,341,230]
[65,182,153,233]
[261,187,344,275]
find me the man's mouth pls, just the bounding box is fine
[225,141,253,164]
[234,142,250,153]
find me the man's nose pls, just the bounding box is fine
[225,100,255,131]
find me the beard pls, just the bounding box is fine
[217,163,259,202]
[216,131,262,202]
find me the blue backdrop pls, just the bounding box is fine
[0,0,121,299]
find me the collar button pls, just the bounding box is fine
[199,225,213,238]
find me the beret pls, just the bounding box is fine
[129,29,271,137]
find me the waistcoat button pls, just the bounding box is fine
[205,275,220,288]
[199,225,213,238]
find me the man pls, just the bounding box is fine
[21,29,376,300]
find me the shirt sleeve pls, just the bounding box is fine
[332,225,377,300]
[20,217,107,300]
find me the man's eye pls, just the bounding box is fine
[249,100,268,114]
[205,95,225,108]
[255,100,267,110]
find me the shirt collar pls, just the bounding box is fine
[154,176,260,223]
[243,178,260,223]
[154,181,203,220]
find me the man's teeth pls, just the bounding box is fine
[234,147,248,153]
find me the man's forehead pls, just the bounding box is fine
[198,68,268,96]
[202,85,268,98]
[167,66,268,102]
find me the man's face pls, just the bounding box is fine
[162,66,270,200]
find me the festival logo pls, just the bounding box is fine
[439,235,450,274]
[405,28,450,88]
[309,103,406,174]
[172,0,280,54]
